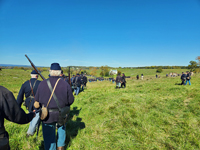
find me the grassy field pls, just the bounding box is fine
[1,69,200,150]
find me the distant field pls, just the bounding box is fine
[1,69,200,150]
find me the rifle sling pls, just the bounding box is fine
[28,80,37,111]
[46,79,62,112]
[29,80,37,98]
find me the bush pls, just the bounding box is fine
[156,68,163,73]
[193,68,200,73]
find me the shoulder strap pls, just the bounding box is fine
[29,80,36,98]
[75,77,78,83]
[46,78,61,111]
[46,78,61,108]
[32,80,37,89]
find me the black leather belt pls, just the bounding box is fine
[49,108,59,112]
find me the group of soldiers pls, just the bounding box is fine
[136,74,144,80]
[70,73,88,95]
[115,73,126,88]
[0,63,76,150]
[59,71,88,96]
[180,71,192,85]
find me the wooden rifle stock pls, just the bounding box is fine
[25,54,45,80]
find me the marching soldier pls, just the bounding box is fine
[80,72,84,91]
[185,71,191,85]
[136,75,139,80]
[180,72,186,85]
[121,73,126,88]
[60,70,69,83]
[73,73,82,95]
[116,73,122,88]
[17,70,41,137]
[34,63,74,150]
[83,73,88,88]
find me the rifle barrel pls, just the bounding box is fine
[25,54,45,80]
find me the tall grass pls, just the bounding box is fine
[0,69,200,149]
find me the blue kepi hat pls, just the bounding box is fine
[31,70,38,74]
[50,63,61,70]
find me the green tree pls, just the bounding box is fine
[196,56,200,66]
[100,71,104,77]
[99,66,109,77]
[166,66,171,69]
[188,61,198,71]
[90,67,97,76]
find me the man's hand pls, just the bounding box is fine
[32,110,36,118]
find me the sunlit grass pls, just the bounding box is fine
[0,69,200,149]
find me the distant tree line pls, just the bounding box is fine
[123,66,188,69]
[1,57,200,75]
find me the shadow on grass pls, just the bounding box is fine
[38,107,85,150]
[175,83,184,85]
[39,141,44,150]
[65,107,85,149]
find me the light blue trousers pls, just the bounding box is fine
[185,80,191,85]
[74,86,80,95]
[27,112,40,135]
[42,122,66,150]
[116,82,121,88]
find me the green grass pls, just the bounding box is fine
[1,69,200,150]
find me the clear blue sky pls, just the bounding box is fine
[0,0,200,67]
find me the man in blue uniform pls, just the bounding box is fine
[80,72,84,91]
[0,86,35,150]
[60,70,69,83]
[121,73,126,88]
[83,73,88,88]
[185,71,191,85]
[73,73,82,95]
[34,63,74,150]
[71,75,75,92]
[180,72,186,85]
[17,70,41,136]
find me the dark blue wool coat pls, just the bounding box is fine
[72,76,82,86]
[0,86,34,129]
[35,76,74,124]
[17,78,41,107]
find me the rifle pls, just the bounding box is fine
[25,54,45,80]
[25,54,45,139]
